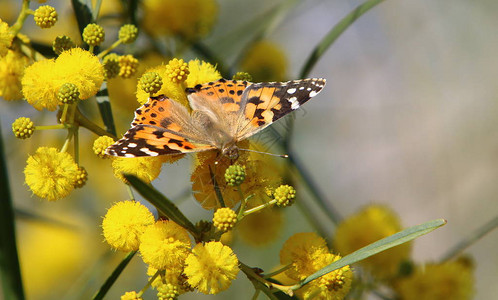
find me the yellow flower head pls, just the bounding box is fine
[0,50,29,100]
[102,201,155,252]
[184,241,239,294]
[93,135,115,158]
[119,54,139,78]
[142,0,218,40]
[213,208,238,232]
[184,59,221,87]
[33,5,58,29]
[0,18,14,57]
[22,48,104,111]
[165,58,189,84]
[280,232,330,280]
[333,204,411,279]
[24,147,79,201]
[120,291,142,300]
[147,265,190,294]
[111,156,164,183]
[240,40,287,82]
[238,208,283,246]
[394,260,474,300]
[139,220,192,270]
[297,253,353,300]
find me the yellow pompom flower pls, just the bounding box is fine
[280,232,330,280]
[102,201,155,251]
[0,50,29,100]
[136,64,186,106]
[213,208,237,232]
[12,117,35,139]
[184,59,221,87]
[120,291,142,300]
[0,19,14,57]
[240,40,287,82]
[22,48,104,111]
[93,135,115,158]
[297,253,353,300]
[111,156,164,183]
[165,58,189,83]
[24,147,79,201]
[184,241,239,294]
[333,205,411,279]
[142,0,218,40]
[139,220,192,270]
[147,266,189,293]
[238,208,283,246]
[394,260,474,300]
[33,5,58,29]
[119,54,139,78]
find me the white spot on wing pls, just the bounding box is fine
[288,96,299,110]
[309,90,318,97]
[127,143,137,148]
[140,147,159,156]
[124,153,135,157]
[287,88,296,94]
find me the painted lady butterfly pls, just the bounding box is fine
[106,78,326,158]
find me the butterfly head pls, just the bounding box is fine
[221,142,239,160]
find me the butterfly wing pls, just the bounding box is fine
[106,95,215,157]
[236,78,326,140]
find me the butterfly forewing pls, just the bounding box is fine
[236,78,326,139]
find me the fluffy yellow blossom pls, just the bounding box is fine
[33,5,58,29]
[333,205,411,279]
[280,232,330,280]
[281,232,353,299]
[142,0,218,40]
[119,54,139,78]
[24,147,79,201]
[213,208,238,232]
[184,241,239,294]
[240,40,287,82]
[102,201,155,251]
[93,135,115,158]
[238,208,283,246]
[184,59,221,87]
[22,48,104,110]
[139,220,191,270]
[394,260,474,300]
[164,58,189,83]
[297,253,353,300]
[0,50,29,100]
[147,266,190,293]
[136,63,185,106]
[111,156,165,183]
[0,19,14,57]
[120,291,142,300]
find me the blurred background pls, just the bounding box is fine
[1,0,497,299]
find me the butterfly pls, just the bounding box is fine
[106,78,326,159]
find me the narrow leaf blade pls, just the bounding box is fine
[300,218,447,286]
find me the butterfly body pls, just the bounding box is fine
[106,78,326,158]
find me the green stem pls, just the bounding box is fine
[240,262,294,296]
[10,0,31,34]
[126,184,135,201]
[35,124,68,131]
[92,251,136,300]
[60,130,74,153]
[75,109,116,139]
[138,269,160,297]
[97,40,122,58]
[73,125,80,164]
[243,199,276,216]
[263,264,292,279]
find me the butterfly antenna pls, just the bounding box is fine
[238,148,289,158]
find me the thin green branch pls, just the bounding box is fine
[92,251,136,300]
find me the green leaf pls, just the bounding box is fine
[300,0,386,78]
[124,174,199,236]
[298,218,446,287]
[95,84,117,137]
[71,0,94,35]
[92,251,136,300]
[0,124,25,300]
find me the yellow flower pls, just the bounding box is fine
[184,59,221,87]
[394,260,474,300]
[297,253,353,300]
[280,232,353,300]
[333,205,411,279]
[22,48,104,111]
[102,201,155,251]
[213,208,238,232]
[147,265,189,293]
[120,291,142,300]
[93,135,115,158]
[240,40,287,82]
[24,147,79,201]
[165,58,189,83]
[119,54,139,78]
[139,220,191,270]
[142,0,218,40]
[238,208,283,246]
[184,241,239,294]
[0,50,29,100]
[280,232,330,280]
[111,156,165,183]
[0,18,14,57]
